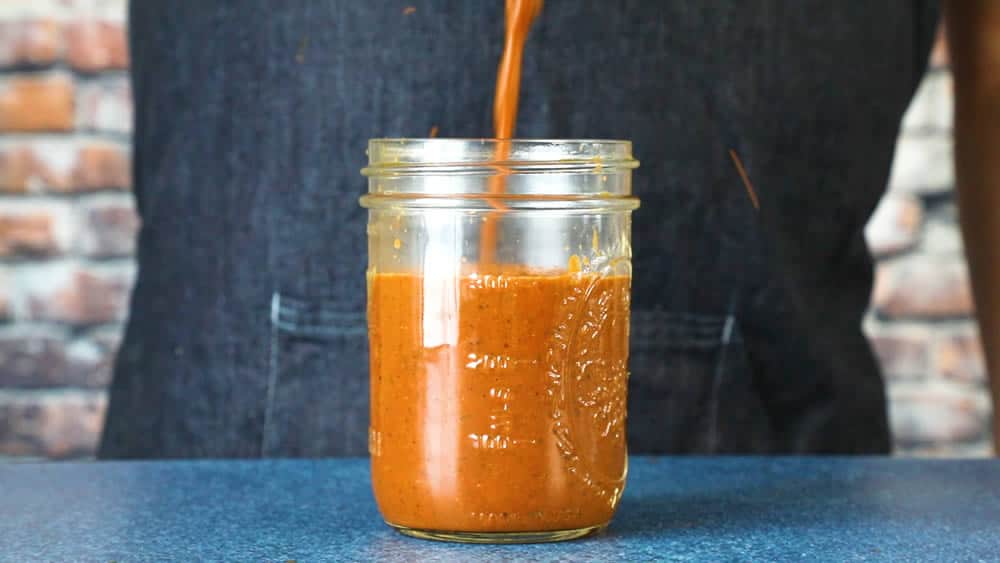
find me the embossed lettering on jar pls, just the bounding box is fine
[361,139,640,543]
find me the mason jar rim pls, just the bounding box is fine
[362,138,639,177]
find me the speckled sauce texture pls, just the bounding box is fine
[2,457,999,561]
[369,271,630,533]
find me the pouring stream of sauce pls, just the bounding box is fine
[369,3,629,534]
[480,0,543,264]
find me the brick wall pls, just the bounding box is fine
[0,7,991,459]
[0,0,134,460]
[866,31,993,457]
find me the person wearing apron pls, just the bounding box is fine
[99,1,940,458]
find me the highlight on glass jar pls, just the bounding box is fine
[360,139,640,544]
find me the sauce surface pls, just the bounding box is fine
[369,269,630,532]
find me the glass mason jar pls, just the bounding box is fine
[361,139,640,544]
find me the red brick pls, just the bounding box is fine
[0,328,68,387]
[865,194,923,258]
[0,210,59,257]
[871,258,974,319]
[929,24,948,69]
[76,196,139,257]
[23,263,135,325]
[934,328,986,384]
[76,77,131,133]
[0,74,75,132]
[0,141,130,193]
[0,326,118,389]
[0,143,70,193]
[65,20,128,72]
[70,142,131,190]
[0,391,106,458]
[888,382,990,446]
[867,328,931,381]
[0,270,10,321]
[0,20,63,68]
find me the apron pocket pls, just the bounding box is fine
[264,292,369,456]
[628,310,773,453]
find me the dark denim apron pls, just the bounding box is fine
[100,1,938,458]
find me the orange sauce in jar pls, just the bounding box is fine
[368,268,630,533]
[367,0,630,538]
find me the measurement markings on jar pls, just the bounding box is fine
[469,507,584,523]
[465,353,539,450]
[466,274,512,290]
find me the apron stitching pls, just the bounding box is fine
[262,291,281,457]
[707,293,739,452]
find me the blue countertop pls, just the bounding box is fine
[1,457,998,561]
